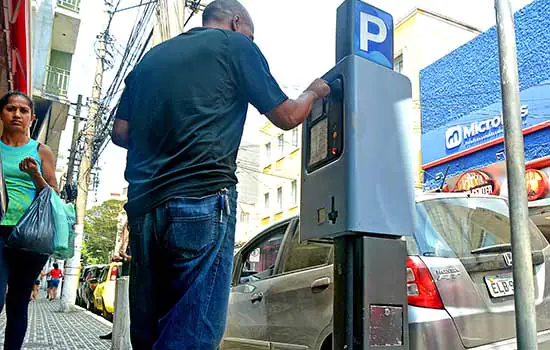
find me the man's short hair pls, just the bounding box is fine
[202,0,252,26]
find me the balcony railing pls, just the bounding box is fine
[45,66,70,97]
[57,0,80,13]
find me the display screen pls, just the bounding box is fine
[310,99,324,122]
[309,118,328,166]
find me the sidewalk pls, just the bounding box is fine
[0,296,112,349]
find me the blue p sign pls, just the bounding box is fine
[354,1,393,69]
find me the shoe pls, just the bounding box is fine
[99,333,112,340]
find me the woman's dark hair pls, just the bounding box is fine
[0,91,33,112]
[53,263,59,269]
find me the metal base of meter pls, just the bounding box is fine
[334,235,409,349]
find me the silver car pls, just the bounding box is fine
[222,193,550,349]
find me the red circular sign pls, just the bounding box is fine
[453,170,500,195]
[526,169,549,201]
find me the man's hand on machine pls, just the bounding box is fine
[305,78,331,100]
[266,78,331,130]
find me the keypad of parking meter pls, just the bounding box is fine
[306,78,344,172]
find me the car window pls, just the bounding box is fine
[281,225,333,273]
[99,267,108,282]
[79,269,88,282]
[415,197,548,258]
[239,224,288,284]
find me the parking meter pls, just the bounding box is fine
[300,1,415,349]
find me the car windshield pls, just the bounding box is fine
[414,197,548,258]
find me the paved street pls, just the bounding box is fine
[0,295,112,349]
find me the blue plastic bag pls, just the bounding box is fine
[7,187,54,255]
[51,192,73,259]
[52,199,76,260]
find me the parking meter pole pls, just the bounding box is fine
[333,237,355,348]
[300,2,414,349]
[494,0,538,348]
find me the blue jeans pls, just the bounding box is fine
[0,226,48,349]
[128,187,237,350]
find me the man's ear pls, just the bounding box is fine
[231,15,240,31]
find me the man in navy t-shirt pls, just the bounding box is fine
[112,0,330,348]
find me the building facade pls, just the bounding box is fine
[30,0,81,161]
[420,0,550,236]
[234,142,261,244]
[257,121,301,228]
[149,0,214,47]
[394,8,483,187]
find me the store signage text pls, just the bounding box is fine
[445,105,529,150]
[452,170,500,195]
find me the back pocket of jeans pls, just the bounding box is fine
[164,213,218,261]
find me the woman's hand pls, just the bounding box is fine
[19,157,40,177]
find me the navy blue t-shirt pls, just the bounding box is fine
[115,27,288,217]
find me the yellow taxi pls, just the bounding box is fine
[93,262,121,320]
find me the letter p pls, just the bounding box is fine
[360,13,387,52]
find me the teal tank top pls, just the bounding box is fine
[0,139,42,226]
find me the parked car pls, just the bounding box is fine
[222,193,550,349]
[77,264,105,311]
[93,262,121,321]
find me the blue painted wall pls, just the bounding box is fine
[420,0,550,190]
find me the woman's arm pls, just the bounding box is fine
[20,144,59,193]
[38,145,59,193]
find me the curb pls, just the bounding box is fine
[73,304,113,328]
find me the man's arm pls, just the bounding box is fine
[232,36,330,130]
[266,79,330,130]
[111,75,133,149]
[112,119,129,149]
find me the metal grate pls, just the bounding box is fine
[57,0,80,13]
[45,65,70,97]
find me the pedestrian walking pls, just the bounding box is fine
[31,277,40,302]
[0,91,58,349]
[111,1,330,348]
[47,263,62,300]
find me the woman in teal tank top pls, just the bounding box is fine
[0,91,58,349]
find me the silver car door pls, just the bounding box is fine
[223,221,290,350]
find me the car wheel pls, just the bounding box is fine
[101,299,113,322]
[87,298,96,313]
[320,335,332,350]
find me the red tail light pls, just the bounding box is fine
[110,267,118,281]
[406,256,444,309]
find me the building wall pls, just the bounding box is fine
[31,0,55,92]
[257,122,301,228]
[150,0,186,47]
[235,142,261,243]
[394,9,481,187]
[420,0,550,189]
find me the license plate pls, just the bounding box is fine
[484,275,514,298]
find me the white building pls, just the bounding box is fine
[30,0,81,161]
[235,142,261,244]
[394,8,483,187]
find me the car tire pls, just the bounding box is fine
[320,335,332,350]
[87,298,96,313]
[102,299,113,322]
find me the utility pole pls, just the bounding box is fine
[495,0,537,349]
[66,94,83,186]
[60,1,113,312]
[62,94,83,203]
